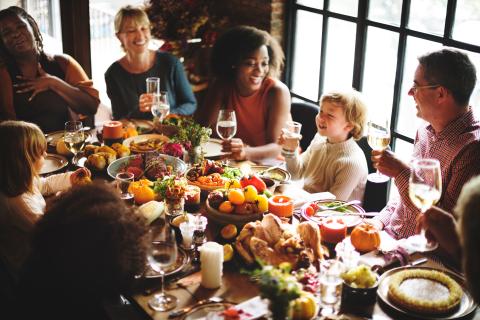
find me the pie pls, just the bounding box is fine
[388,268,463,314]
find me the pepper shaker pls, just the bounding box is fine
[192,215,208,263]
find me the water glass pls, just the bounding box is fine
[318,259,344,316]
[146,77,160,95]
[282,121,302,155]
[64,121,85,156]
[116,172,134,205]
[179,221,195,249]
[151,91,170,121]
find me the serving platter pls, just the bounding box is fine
[249,165,291,182]
[107,154,187,180]
[40,154,68,175]
[205,199,263,227]
[300,199,365,228]
[123,134,169,153]
[377,266,477,319]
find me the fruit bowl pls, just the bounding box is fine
[205,199,263,227]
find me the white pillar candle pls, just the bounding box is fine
[200,242,223,289]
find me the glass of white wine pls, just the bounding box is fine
[367,120,391,183]
[151,91,170,122]
[216,109,237,163]
[64,121,85,157]
[147,225,178,311]
[405,158,441,252]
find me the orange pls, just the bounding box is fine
[128,179,155,205]
[220,224,237,239]
[218,200,234,213]
[228,188,245,205]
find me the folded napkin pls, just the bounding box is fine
[202,296,268,320]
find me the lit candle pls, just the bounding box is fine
[103,121,124,146]
[320,218,347,244]
[268,195,294,217]
[200,242,223,289]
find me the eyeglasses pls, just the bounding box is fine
[410,84,440,94]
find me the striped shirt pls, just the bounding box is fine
[378,108,480,239]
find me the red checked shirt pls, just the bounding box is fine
[378,108,480,239]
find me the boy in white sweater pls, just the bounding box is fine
[280,89,368,202]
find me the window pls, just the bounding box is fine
[23,0,62,53]
[287,1,480,145]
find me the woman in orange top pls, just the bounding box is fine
[196,26,291,161]
[0,6,99,133]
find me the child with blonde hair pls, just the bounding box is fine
[280,89,368,202]
[0,120,90,275]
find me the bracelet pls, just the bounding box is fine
[281,149,297,158]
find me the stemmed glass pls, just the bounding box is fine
[405,158,441,252]
[147,225,178,311]
[367,119,391,183]
[216,109,237,162]
[151,91,170,122]
[64,121,86,157]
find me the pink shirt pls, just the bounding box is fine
[378,108,480,239]
[226,77,275,147]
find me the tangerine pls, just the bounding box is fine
[218,200,234,213]
[227,188,245,205]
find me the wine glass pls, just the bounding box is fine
[367,119,391,183]
[405,158,441,252]
[64,121,86,157]
[151,91,170,122]
[216,109,237,163]
[147,225,178,311]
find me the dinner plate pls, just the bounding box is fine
[45,130,92,148]
[248,165,291,182]
[181,302,236,320]
[377,266,477,319]
[205,199,263,227]
[202,138,227,159]
[107,154,187,180]
[144,247,190,279]
[119,119,154,134]
[123,134,169,153]
[40,154,68,175]
[301,199,365,228]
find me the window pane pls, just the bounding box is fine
[466,51,480,117]
[362,27,399,121]
[323,19,356,92]
[453,0,480,46]
[393,138,414,164]
[24,0,63,53]
[296,0,323,10]
[397,37,441,139]
[368,0,402,26]
[328,0,358,16]
[291,10,322,101]
[408,0,447,36]
[89,0,146,109]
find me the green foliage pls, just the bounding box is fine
[172,118,212,148]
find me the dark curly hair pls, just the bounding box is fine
[418,48,476,107]
[210,25,284,81]
[0,6,44,66]
[20,183,148,302]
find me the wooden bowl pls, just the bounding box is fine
[205,200,263,227]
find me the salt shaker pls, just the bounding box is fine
[192,215,208,263]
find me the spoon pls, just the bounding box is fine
[168,296,224,318]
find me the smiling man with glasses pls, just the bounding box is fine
[369,48,480,243]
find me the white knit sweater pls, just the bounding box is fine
[285,134,368,202]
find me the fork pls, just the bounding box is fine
[168,296,224,318]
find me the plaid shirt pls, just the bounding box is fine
[378,108,480,239]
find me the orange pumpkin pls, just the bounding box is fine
[350,222,381,253]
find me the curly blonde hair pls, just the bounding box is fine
[455,175,480,302]
[319,89,368,140]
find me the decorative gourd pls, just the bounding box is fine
[350,222,381,253]
[291,292,318,320]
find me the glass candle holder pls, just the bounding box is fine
[165,197,185,217]
[184,185,201,213]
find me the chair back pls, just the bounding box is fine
[356,136,389,212]
[290,101,319,152]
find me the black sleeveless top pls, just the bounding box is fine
[7,54,70,133]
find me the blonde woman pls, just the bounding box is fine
[279,89,368,202]
[105,5,196,119]
[0,120,90,275]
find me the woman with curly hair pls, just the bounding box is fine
[196,25,291,161]
[16,183,149,319]
[0,6,99,133]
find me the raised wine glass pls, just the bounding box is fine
[404,158,441,252]
[147,225,178,311]
[367,119,391,183]
[151,91,170,122]
[64,121,86,157]
[216,109,237,163]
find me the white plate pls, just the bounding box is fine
[40,154,68,175]
[118,119,154,134]
[201,138,227,159]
